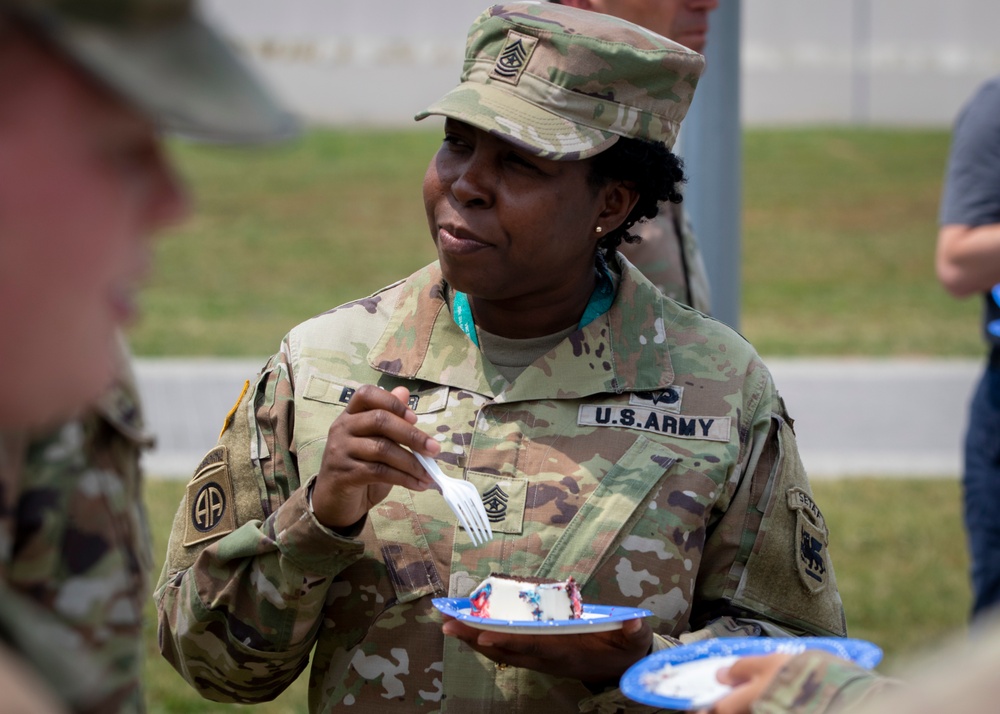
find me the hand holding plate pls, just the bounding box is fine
[694,654,794,714]
[442,615,652,684]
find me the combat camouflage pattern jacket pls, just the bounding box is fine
[0,364,154,714]
[156,258,846,713]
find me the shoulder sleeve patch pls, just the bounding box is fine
[183,445,237,546]
[787,487,829,593]
[731,418,846,636]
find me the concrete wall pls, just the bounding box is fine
[744,0,1000,126]
[204,0,1000,128]
[202,0,477,127]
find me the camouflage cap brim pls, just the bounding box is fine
[416,81,619,161]
[33,11,297,144]
[416,3,704,159]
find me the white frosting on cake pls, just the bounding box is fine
[469,574,582,621]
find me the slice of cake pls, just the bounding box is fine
[469,573,583,621]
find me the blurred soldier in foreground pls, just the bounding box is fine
[0,0,295,710]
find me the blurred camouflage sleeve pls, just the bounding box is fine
[154,347,365,703]
[0,348,156,714]
[751,651,893,714]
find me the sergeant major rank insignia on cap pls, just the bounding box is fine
[183,445,237,546]
[490,30,537,85]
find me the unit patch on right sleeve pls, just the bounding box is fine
[787,487,829,593]
[183,445,237,547]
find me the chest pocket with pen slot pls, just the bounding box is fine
[300,376,453,605]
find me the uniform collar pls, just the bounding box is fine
[450,263,616,348]
[368,257,676,401]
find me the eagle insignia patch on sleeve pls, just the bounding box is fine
[787,487,829,593]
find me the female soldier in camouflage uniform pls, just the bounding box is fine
[156,4,846,712]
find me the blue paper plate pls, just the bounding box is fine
[621,637,883,711]
[432,597,653,635]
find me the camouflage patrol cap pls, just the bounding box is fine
[5,0,297,143]
[415,1,704,160]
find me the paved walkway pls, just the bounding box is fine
[135,357,981,481]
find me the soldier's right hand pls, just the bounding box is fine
[311,384,438,531]
[695,653,795,714]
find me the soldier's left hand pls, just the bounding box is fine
[441,615,652,684]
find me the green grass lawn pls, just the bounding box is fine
[141,477,971,711]
[132,130,442,357]
[129,126,982,359]
[741,128,976,356]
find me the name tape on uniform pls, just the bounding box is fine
[578,405,730,442]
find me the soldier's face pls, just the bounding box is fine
[423,120,607,334]
[581,0,718,53]
[0,26,189,428]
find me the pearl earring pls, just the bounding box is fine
[595,226,603,234]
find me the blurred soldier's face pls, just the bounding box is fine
[0,24,189,428]
[574,0,719,53]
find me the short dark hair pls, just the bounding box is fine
[588,136,686,262]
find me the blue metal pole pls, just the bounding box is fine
[680,1,742,330]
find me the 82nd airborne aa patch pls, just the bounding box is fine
[183,445,237,546]
[787,487,829,593]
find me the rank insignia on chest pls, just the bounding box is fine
[787,487,829,593]
[183,445,237,546]
[466,473,526,534]
[481,484,509,523]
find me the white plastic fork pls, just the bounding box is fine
[413,451,494,546]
